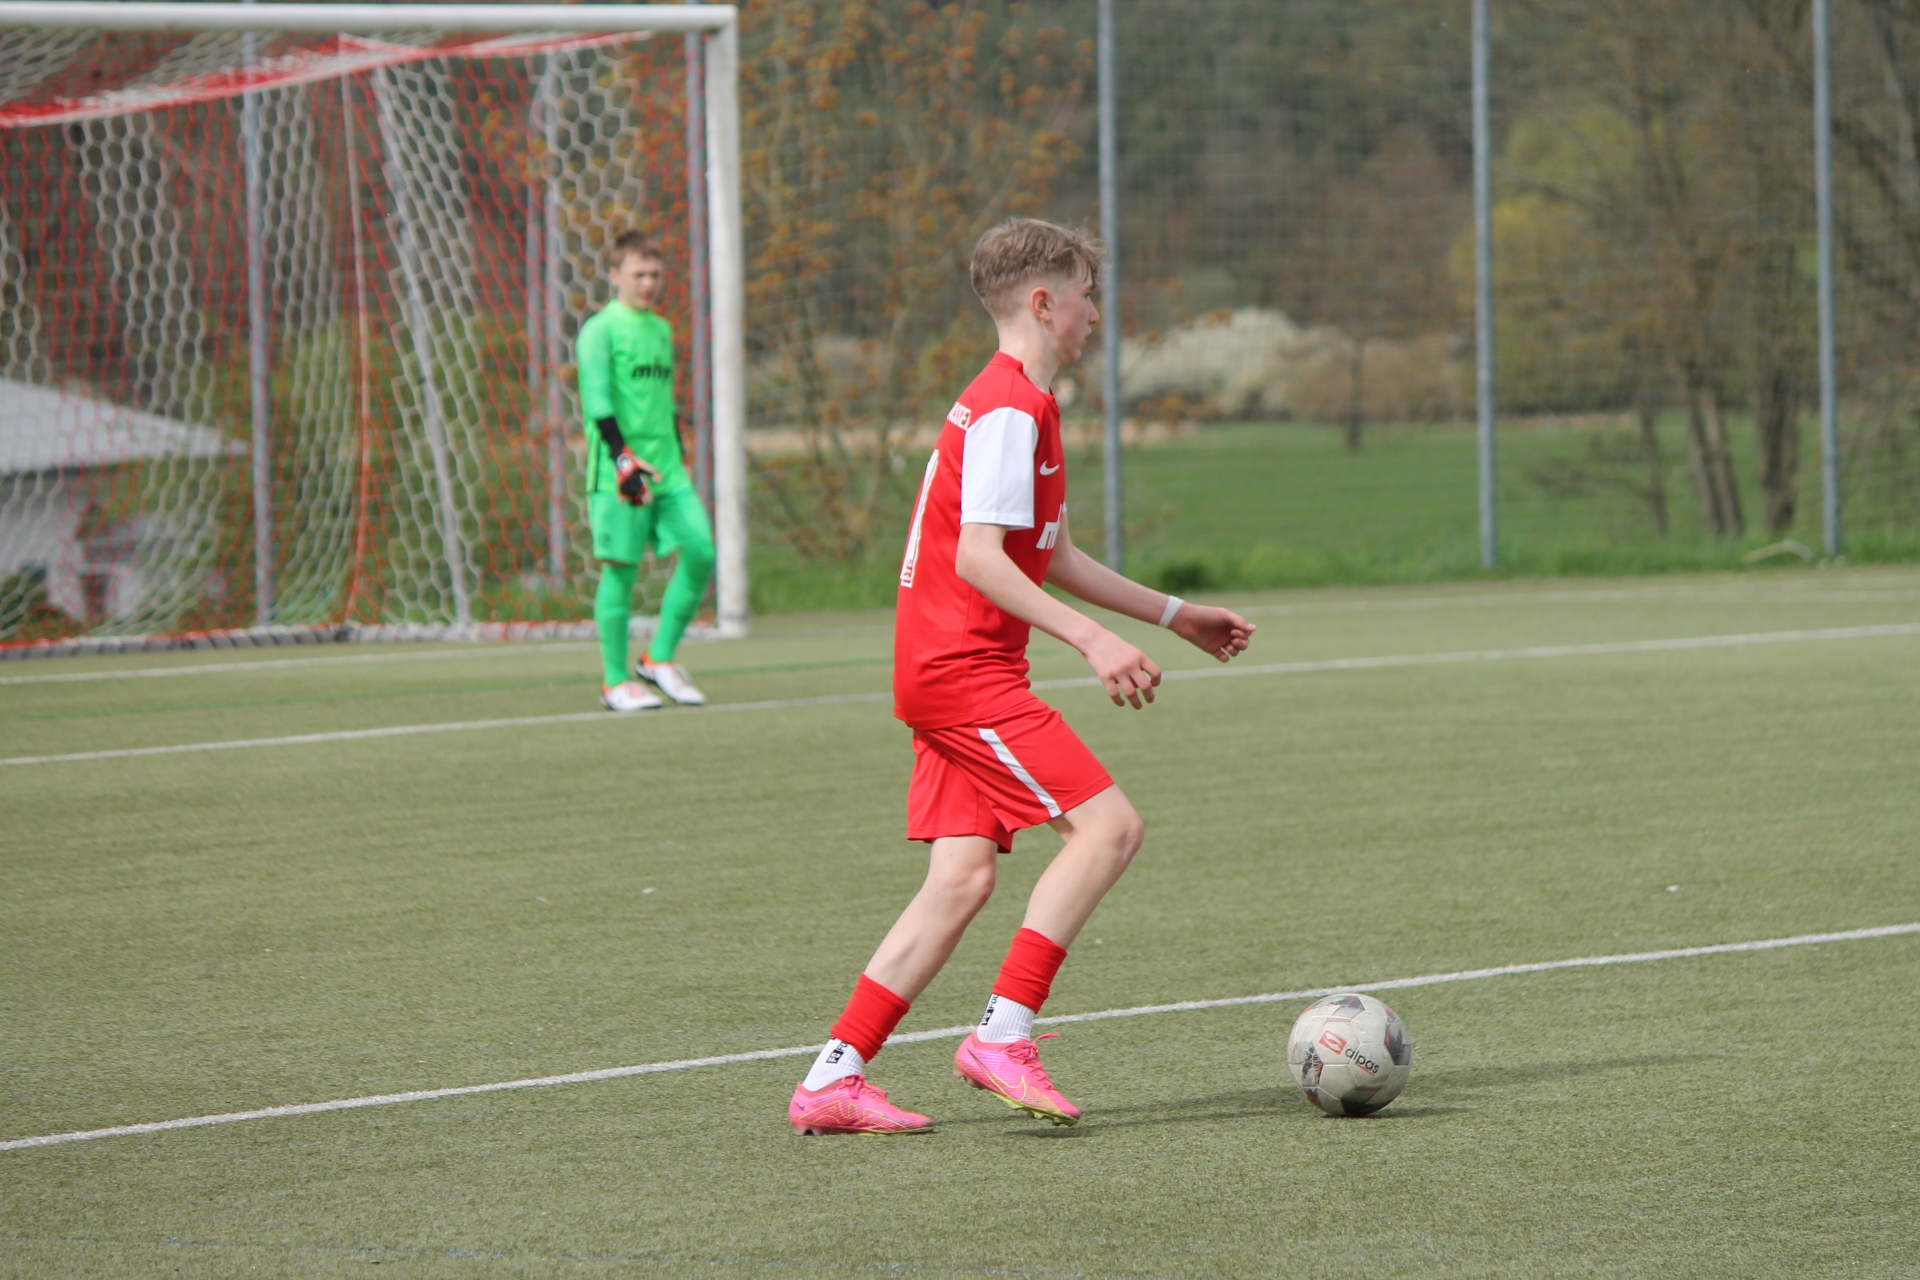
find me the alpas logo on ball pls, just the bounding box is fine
[1317,1027,1381,1076]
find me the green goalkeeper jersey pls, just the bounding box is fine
[576,300,689,496]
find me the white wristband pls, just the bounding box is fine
[1158,595,1184,628]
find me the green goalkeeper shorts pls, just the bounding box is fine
[588,483,711,566]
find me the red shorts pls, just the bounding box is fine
[906,699,1113,853]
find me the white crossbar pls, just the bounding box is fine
[0,4,736,33]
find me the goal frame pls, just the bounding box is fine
[0,2,750,640]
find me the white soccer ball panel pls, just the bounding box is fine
[1286,992,1414,1116]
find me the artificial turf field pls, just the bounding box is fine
[4,567,1919,1277]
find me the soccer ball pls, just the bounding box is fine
[1286,992,1413,1116]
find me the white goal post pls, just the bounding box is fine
[0,3,747,647]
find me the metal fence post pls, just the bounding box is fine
[524,97,553,576]
[1098,0,1123,572]
[1813,0,1841,557]
[1472,0,1497,569]
[242,11,273,622]
[686,31,713,516]
[541,55,567,580]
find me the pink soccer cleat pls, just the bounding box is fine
[788,1075,934,1136]
[954,1031,1081,1126]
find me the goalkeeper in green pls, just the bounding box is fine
[577,231,715,711]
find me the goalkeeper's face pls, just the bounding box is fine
[610,253,665,311]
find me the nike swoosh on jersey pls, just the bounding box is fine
[1039,461,1060,475]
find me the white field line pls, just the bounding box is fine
[1031,621,1920,692]
[1235,587,1920,617]
[5,622,1917,768]
[10,582,1915,687]
[0,643,598,686]
[0,692,896,766]
[4,921,1915,1153]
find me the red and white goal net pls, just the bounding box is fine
[0,5,744,651]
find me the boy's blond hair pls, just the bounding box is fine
[969,218,1103,319]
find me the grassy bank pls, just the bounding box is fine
[748,416,1920,612]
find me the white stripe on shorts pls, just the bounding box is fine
[977,726,1063,818]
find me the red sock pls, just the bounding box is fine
[829,974,911,1063]
[992,927,1069,1012]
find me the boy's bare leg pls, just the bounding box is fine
[864,835,1000,1001]
[954,786,1142,1125]
[795,793,1138,1126]
[1022,785,1144,946]
[791,837,997,1131]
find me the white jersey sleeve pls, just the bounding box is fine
[958,406,1039,528]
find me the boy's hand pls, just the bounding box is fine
[1083,628,1162,709]
[1170,603,1256,663]
[614,448,659,506]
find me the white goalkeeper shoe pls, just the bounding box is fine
[600,680,663,713]
[636,660,706,706]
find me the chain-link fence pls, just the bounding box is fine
[738,0,1919,606]
[5,2,1916,645]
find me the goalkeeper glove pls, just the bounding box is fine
[614,448,656,506]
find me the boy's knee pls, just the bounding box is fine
[1064,790,1145,866]
[1111,806,1145,864]
[961,860,998,908]
[1083,800,1143,868]
[932,858,996,910]
[1082,790,1136,852]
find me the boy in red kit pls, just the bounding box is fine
[789,219,1256,1136]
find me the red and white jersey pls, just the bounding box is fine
[894,352,1068,729]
